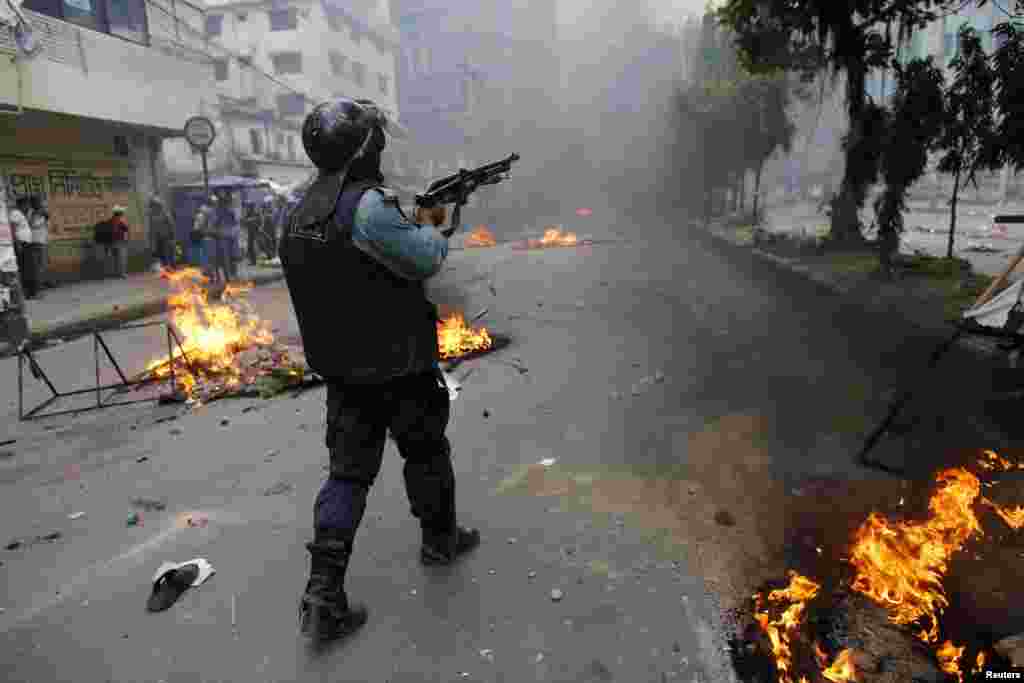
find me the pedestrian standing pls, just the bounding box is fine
[0,178,30,351]
[191,197,213,273]
[107,205,130,278]
[148,196,176,270]
[11,197,36,298]
[28,196,51,289]
[279,98,478,643]
[244,202,262,265]
[213,191,240,282]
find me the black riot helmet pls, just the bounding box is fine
[301,98,391,176]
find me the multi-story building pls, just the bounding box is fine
[0,0,216,281]
[164,0,402,187]
[393,0,562,224]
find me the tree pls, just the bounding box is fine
[737,75,798,222]
[716,0,960,246]
[936,26,997,259]
[874,57,947,272]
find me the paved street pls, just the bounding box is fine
[0,207,1013,683]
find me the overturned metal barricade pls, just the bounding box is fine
[18,321,193,421]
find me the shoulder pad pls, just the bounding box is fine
[371,186,400,203]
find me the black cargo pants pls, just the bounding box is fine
[314,367,455,545]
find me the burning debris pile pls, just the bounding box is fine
[514,226,587,249]
[740,450,1024,683]
[465,225,497,248]
[437,311,494,361]
[140,268,310,405]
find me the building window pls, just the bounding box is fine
[414,46,431,75]
[27,0,149,42]
[277,93,306,117]
[105,0,147,43]
[327,14,342,32]
[352,61,366,87]
[206,13,223,37]
[378,74,389,96]
[272,52,303,74]
[269,8,297,31]
[460,77,476,115]
[236,12,247,21]
[250,129,263,155]
[276,133,285,146]
[213,58,229,81]
[329,51,347,77]
[287,135,296,161]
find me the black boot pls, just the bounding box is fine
[421,525,481,566]
[298,535,367,641]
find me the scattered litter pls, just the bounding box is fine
[146,558,215,612]
[242,406,258,413]
[169,428,183,436]
[264,449,279,460]
[5,540,22,550]
[539,458,556,467]
[482,410,490,418]
[0,438,15,447]
[528,571,537,579]
[480,649,494,661]
[507,537,517,544]
[575,300,585,309]
[126,512,143,527]
[714,510,736,527]
[470,307,489,323]
[132,497,167,512]
[964,241,1004,253]
[550,588,564,602]
[185,514,208,528]
[610,391,622,400]
[231,593,237,630]
[488,569,497,575]
[136,456,149,463]
[631,384,644,396]
[654,370,666,384]
[68,512,85,520]
[220,419,230,427]
[130,425,138,431]
[263,481,293,496]
[154,415,178,425]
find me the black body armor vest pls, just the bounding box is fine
[278,173,439,383]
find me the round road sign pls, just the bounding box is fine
[184,116,216,149]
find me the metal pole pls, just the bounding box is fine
[17,348,23,420]
[201,149,210,198]
[95,332,101,409]
[167,323,175,393]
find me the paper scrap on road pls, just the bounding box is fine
[539,458,556,467]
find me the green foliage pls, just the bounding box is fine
[874,57,946,244]
[983,20,1024,172]
[937,26,998,186]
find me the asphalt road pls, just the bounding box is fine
[0,208,1015,683]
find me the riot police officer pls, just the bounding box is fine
[279,98,480,642]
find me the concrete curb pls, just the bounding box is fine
[19,271,286,352]
[692,221,1006,361]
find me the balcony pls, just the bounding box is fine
[0,7,215,134]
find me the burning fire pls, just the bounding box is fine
[465,225,497,247]
[146,268,273,401]
[437,311,493,360]
[521,226,580,249]
[821,649,857,682]
[752,451,1024,682]
[753,571,821,683]
[848,467,982,643]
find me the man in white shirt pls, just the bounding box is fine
[0,179,30,352]
[9,196,36,298]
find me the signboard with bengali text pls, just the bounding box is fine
[0,157,138,242]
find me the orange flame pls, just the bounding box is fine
[974,651,987,674]
[145,268,274,401]
[821,649,857,682]
[437,311,493,360]
[978,449,1024,472]
[465,225,497,247]
[523,226,579,249]
[848,468,982,643]
[937,640,966,682]
[753,571,820,683]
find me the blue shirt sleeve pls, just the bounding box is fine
[352,189,448,280]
